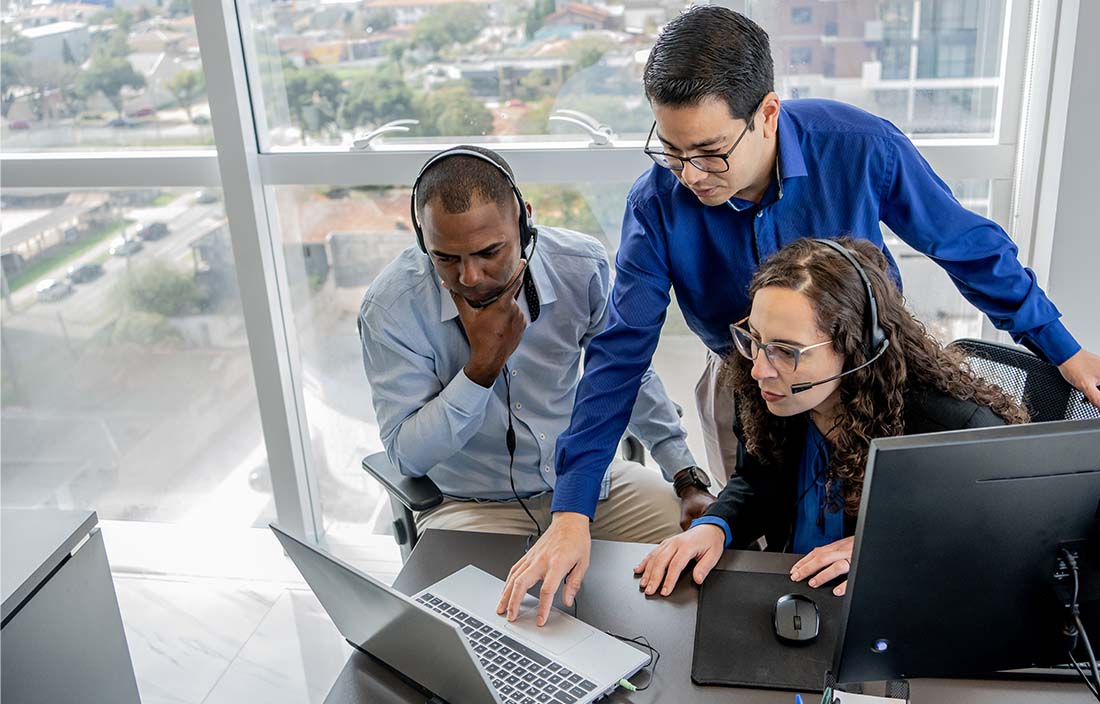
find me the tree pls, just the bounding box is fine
[166,69,204,121]
[167,0,192,18]
[1,34,30,118]
[107,30,132,58]
[416,82,492,137]
[61,38,78,65]
[125,261,205,316]
[112,8,134,33]
[413,5,487,54]
[525,0,556,38]
[361,8,396,32]
[337,62,415,131]
[282,67,343,141]
[78,54,145,119]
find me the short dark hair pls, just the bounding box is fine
[643,6,774,123]
[414,145,517,218]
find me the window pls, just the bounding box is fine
[0,7,213,152]
[792,7,813,25]
[0,188,272,528]
[789,47,814,67]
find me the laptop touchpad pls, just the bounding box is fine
[503,600,594,655]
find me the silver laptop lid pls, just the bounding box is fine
[270,523,501,704]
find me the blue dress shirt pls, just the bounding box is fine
[690,421,843,552]
[358,226,696,501]
[791,422,844,554]
[553,98,1079,518]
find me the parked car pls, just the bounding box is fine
[35,278,73,302]
[108,236,143,257]
[194,190,219,204]
[191,115,211,125]
[8,120,31,130]
[67,263,104,283]
[106,117,140,128]
[129,106,155,118]
[136,222,170,241]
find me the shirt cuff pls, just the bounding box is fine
[650,438,697,483]
[690,516,732,550]
[549,468,601,520]
[1016,319,1081,366]
[440,369,494,417]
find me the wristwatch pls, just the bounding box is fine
[673,466,712,498]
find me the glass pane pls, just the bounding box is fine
[243,0,1008,149]
[276,178,995,534]
[0,188,272,532]
[1,8,213,152]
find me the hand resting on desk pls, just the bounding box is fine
[789,536,853,596]
[633,524,726,596]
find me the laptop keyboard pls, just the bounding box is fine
[416,592,599,704]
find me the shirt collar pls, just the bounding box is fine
[438,243,557,322]
[726,105,808,211]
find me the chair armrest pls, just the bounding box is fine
[361,452,444,512]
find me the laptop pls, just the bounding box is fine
[270,524,648,704]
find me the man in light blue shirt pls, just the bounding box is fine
[358,146,712,540]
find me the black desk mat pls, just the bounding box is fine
[692,569,845,692]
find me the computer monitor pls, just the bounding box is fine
[834,418,1100,684]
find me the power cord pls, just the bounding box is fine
[502,365,541,549]
[1060,547,1100,702]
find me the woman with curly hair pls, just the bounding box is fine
[635,236,1028,598]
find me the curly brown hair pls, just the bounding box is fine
[722,237,1029,516]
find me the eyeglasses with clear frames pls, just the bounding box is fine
[729,317,832,373]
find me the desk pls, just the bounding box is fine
[1,509,141,704]
[321,529,1086,704]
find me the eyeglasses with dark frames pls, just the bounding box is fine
[643,102,761,174]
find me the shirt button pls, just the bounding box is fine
[539,433,546,440]
[756,211,763,218]
[544,466,551,473]
[515,402,522,410]
[511,369,517,376]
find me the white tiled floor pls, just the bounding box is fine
[102,521,402,704]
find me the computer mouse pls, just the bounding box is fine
[773,593,819,644]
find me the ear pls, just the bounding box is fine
[760,92,781,139]
[524,201,533,221]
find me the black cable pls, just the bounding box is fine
[1076,611,1100,703]
[502,366,542,544]
[1060,547,1100,702]
[572,596,661,691]
[1070,655,1100,699]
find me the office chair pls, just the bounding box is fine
[947,338,1100,423]
[363,436,649,561]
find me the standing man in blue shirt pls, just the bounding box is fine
[498,6,1100,626]
[359,146,711,543]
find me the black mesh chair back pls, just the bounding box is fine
[946,338,1100,422]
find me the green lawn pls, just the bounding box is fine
[8,219,134,293]
[150,192,181,207]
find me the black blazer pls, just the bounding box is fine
[703,386,1008,553]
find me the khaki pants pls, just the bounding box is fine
[415,458,681,544]
[694,349,739,489]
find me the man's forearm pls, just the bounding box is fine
[388,370,492,475]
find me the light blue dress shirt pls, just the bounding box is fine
[358,226,696,501]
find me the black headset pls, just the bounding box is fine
[409,146,537,257]
[789,238,890,394]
